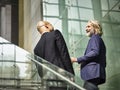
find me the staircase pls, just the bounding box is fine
[0,37,85,90]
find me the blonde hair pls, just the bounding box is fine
[37,21,54,33]
[88,20,103,36]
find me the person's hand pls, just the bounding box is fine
[71,57,77,63]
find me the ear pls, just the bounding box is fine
[45,25,48,28]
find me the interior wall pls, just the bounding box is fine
[19,0,24,48]
[19,0,43,53]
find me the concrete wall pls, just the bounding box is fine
[19,0,43,53]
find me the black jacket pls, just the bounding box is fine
[34,30,75,75]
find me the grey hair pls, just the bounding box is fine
[88,20,103,36]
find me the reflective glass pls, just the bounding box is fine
[101,0,108,10]
[78,0,92,8]
[65,0,78,6]
[43,4,59,16]
[68,21,81,34]
[44,0,58,4]
[79,8,94,20]
[68,7,79,19]
[0,37,85,90]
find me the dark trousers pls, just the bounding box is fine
[83,78,103,90]
[83,81,99,90]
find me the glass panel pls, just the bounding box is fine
[101,0,108,10]
[28,54,85,90]
[2,44,15,60]
[0,45,2,60]
[81,22,87,35]
[79,8,94,20]
[68,7,79,19]
[108,0,119,10]
[15,46,29,62]
[68,21,81,34]
[102,11,108,19]
[65,0,78,6]
[43,4,59,16]
[44,0,58,4]
[0,37,85,90]
[78,0,92,8]
[109,12,120,23]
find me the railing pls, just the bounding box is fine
[0,37,85,90]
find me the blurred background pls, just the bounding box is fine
[0,0,120,90]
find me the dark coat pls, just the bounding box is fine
[34,30,75,75]
[77,34,106,84]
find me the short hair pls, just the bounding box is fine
[88,20,103,36]
[36,21,54,32]
[37,21,44,32]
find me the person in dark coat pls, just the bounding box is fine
[34,21,75,77]
[71,20,106,90]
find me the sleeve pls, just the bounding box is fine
[77,35,101,63]
[55,30,75,75]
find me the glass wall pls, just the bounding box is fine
[42,0,120,90]
[0,37,36,89]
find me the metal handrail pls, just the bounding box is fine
[27,55,86,90]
